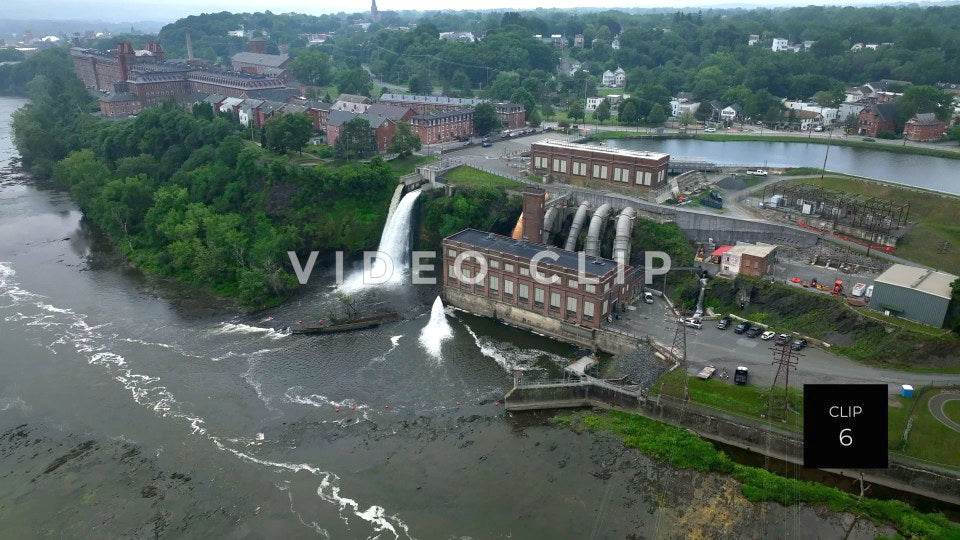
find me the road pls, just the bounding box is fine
[612,297,960,393]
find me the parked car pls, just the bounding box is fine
[865,285,874,299]
[761,330,776,340]
[775,333,790,345]
[717,316,732,330]
[642,292,655,304]
[734,321,751,334]
[704,127,717,132]
[745,327,763,338]
[746,169,769,176]
[791,338,808,351]
[734,366,749,385]
[481,139,492,147]
[683,317,703,330]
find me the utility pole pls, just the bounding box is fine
[768,341,800,422]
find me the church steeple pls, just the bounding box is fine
[371,0,380,23]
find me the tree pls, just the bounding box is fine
[473,103,501,136]
[594,99,611,124]
[646,104,667,126]
[389,121,421,156]
[843,113,859,133]
[336,68,373,97]
[617,98,641,125]
[510,88,537,116]
[567,100,585,122]
[289,49,332,87]
[527,109,542,127]
[679,110,695,127]
[265,113,314,155]
[451,70,472,95]
[334,117,375,159]
[899,85,954,122]
[811,89,844,108]
[408,72,433,95]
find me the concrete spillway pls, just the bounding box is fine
[584,203,612,258]
[340,189,421,292]
[564,202,590,252]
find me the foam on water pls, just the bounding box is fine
[462,321,566,374]
[418,296,453,361]
[214,322,290,340]
[0,261,413,539]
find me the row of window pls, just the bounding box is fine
[449,269,607,320]
[534,156,665,185]
[447,250,609,293]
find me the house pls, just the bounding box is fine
[585,97,605,112]
[850,43,863,52]
[844,85,871,102]
[332,94,373,113]
[936,82,960,96]
[325,110,397,153]
[857,102,902,137]
[237,98,264,126]
[784,101,839,125]
[870,264,958,328]
[839,101,869,122]
[865,79,911,95]
[720,104,742,122]
[771,38,790,52]
[611,37,620,50]
[551,35,565,49]
[748,34,760,46]
[904,113,949,142]
[365,103,417,123]
[574,34,584,48]
[409,109,475,144]
[720,243,777,277]
[439,31,475,43]
[601,67,626,88]
[670,93,699,118]
[254,100,287,126]
[784,109,823,130]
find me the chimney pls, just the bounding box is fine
[249,38,266,54]
[147,41,164,63]
[185,32,194,61]
[115,42,134,82]
[521,187,546,244]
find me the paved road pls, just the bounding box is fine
[928,392,960,433]
[612,298,960,392]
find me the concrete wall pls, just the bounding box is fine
[444,288,646,354]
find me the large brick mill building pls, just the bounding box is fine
[530,140,670,190]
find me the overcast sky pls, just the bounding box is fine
[5,0,945,24]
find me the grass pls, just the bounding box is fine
[889,388,960,469]
[945,399,960,424]
[556,410,959,538]
[386,154,435,176]
[781,167,826,176]
[655,369,804,430]
[777,176,960,272]
[442,165,525,190]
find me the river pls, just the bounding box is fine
[0,96,903,538]
[603,137,960,195]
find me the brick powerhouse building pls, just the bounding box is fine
[410,109,475,144]
[904,113,948,142]
[530,139,669,190]
[441,228,632,330]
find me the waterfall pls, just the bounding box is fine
[386,184,404,221]
[419,296,453,360]
[340,189,421,292]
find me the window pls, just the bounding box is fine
[592,164,608,179]
[550,291,561,311]
[604,283,610,292]
[568,279,578,288]
[534,156,548,169]
[504,263,515,273]
[602,300,609,314]
[583,301,595,320]
[504,279,514,299]
[584,284,596,294]
[534,287,545,307]
[520,267,530,277]
[552,159,567,173]
[566,296,578,318]
[613,168,630,183]
[572,161,587,176]
[518,284,529,302]
[489,275,499,291]
[489,259,499,269]
[463,268,471,279]
[447,265,456,279]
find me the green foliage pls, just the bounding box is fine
[646,103,667,126]
[593,99,610,124]
[407,71,433,95]
[388,121,421,157]
[567,100,585,122]
[334,117,376,158]
[265,113,314,154]
[419,186,521,249]
[289,49,333,87]
[561,411,959,539]
[899,85,955,122]
[473,103,501,136]
[335,67,373,97]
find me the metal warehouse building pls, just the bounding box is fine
[869,264,958,328]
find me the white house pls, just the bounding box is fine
[771,38,790,52]
[611,37,621,50]
[439,31,475,43]
[601,67,626,88]
[670,98,700,118]
[839,101,869,121]
[784,100,839,125]
[720,104,741,122]
[586,97,605,112]
[748,34,760,46]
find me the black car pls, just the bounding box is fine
[745,327,762,338]
[791,338,808,351]
[734,321,751,334]
[717,316,732,330]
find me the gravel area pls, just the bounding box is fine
[605,346,668,390]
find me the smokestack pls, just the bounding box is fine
[185,32,194,61]
[521,187,546,244]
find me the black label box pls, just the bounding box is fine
[803,384,888,469]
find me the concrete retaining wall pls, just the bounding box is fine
[505,382,642,411]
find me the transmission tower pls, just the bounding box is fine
[768,341,801,421]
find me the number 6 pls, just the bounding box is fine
[839,428,853,447]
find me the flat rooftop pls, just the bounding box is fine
[532,139,669,161]
[874,264,957,300]
[444,229,619,276]
[728,243,777,258]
